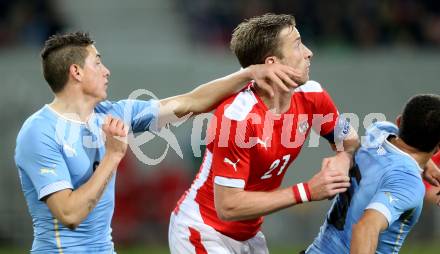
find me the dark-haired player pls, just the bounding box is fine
[14,31,299,253]
[306,94,440,254]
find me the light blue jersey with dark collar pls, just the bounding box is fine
[306,121,425,254]
[15,99,159,253]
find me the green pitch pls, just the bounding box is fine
[0,243,437,253]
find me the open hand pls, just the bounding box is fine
[249,63,302,97]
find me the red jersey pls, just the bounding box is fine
[424,151,440,190]
[432,151,440,166]
[174,81,339,241]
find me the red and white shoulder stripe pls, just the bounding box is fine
[294,80,323,93]
[224,88,259,121]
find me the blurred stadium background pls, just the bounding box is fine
[1,0,439,253]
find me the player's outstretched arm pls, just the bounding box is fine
[157,63,300,127]
[214,165,350,221]
[45,116,128,230]
[350,209,388,254]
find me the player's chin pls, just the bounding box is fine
[100,92,108,101]
[296,75,309,86]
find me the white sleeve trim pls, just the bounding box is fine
[39,180,73,200]
[366,202,392,225]
[214,176,245,188]
[294,80,323,93]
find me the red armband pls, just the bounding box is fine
[292,182,312,203]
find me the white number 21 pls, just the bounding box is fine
[261,154,291,179]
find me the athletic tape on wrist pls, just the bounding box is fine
[292,182,311,203]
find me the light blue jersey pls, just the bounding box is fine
[15,99,159,253]
[306,121,425,254]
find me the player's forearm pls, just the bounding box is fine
[215,186,298,221]
[341,126,360,154]
[350,222,379,254]
[170,67,254,117]
[61,154,120,227]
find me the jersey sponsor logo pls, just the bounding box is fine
[224,157,240,172]
[256,137,269,150]
[298,121,309,134]
[377,146,387,156]
[63,143,77,157]
[40,168,57,176]
[385,192,399,204]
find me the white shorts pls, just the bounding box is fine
[168,211,269,254]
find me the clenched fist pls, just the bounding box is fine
[102,116,128,160]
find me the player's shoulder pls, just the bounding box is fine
[361,121,398,149]
[95,99,159,118]
[384,164,425,201]
[216,87,260,122]
[382,159,424,193]
[18,106,57,138]
[292,80,332,105]
[16,106,61,155]
[95,100,124,115]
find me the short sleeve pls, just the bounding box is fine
[314,89,339,136]
[299,81,339,137]
[365,168,425,227]
[108,99,160,133]
[15,129,73,200]
[211,118,252,189]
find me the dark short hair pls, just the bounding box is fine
[230,13,296,68]
[399,94,440,152]
[40,32,94,93]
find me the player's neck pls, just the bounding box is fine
[254,85,292,114]
[389,136,432,168]
[49,92,97,123]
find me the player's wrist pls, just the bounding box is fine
[102,153,124,165]
[292,182,312,204]
[341,151,355,169]
[240,65,254,81]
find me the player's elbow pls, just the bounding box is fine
[56,209,85,230]
[215,200,240,221]
[57,214,81,230]
[177,93,201,116]
[216,206,235,221]
[214,185,245,221]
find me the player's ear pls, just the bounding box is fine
[264,56,277,64]
[395,114,402,127]
[69,64,83,82]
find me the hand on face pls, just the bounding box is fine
[249,63,301,97]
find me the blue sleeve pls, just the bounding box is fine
[365,168,424,226]
[15,127,73,200]
[102,99,160,133]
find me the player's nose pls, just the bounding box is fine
[103,64,111,77]
[304,44,313,59]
